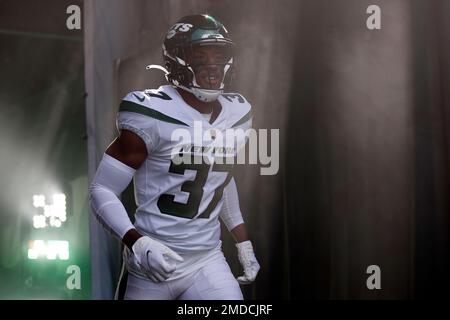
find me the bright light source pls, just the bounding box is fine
[28,240,70,261]
[33,215,47,229]
[31,193,67,228]
[47,240,69,260]
[43,205,52,217]
[53,241,69,260]
[27,240,46,259]
[49,217,62,228]
[32,195,46,208]
[27,251,38,259]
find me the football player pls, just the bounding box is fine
[89,14,260,300]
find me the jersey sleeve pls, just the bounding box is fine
[116,91,160,154]
[219,178,244,231]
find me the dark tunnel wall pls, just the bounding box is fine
[283,0,450,299]
[85,0,450,299]
[410,0,450,298]
[285,0,416,299]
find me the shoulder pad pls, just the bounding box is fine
[119,86,188,126]
[219,93,253,129]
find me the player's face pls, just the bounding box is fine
[188,45,230,89]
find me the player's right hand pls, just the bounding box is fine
[131,236,184,283]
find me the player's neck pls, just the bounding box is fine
[177,87,219,115]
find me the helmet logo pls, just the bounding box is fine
[167,23,193,39]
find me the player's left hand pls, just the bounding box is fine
[236,240,260,285]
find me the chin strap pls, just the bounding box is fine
[186,86,222,102]
[193,88,222,102]
[173,81,222,103]
[145,64,222,102]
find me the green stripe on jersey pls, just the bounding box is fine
[231,109,253,128]
[119,100,189,126]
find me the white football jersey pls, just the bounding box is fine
[116,85,252,254]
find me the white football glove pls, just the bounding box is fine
[236,240,260,285]
[131,236,184,283]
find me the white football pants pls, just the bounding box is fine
[116,247,243,300]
